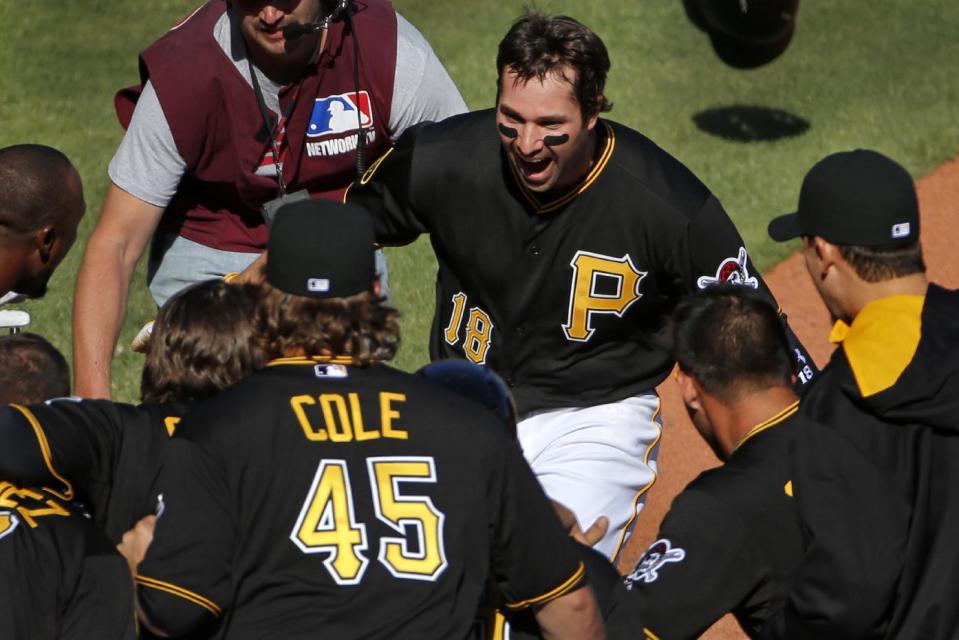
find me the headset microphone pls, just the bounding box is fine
[282,0,350,41]
[281,22,322,41]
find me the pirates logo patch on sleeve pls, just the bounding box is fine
[696,247,759,289]
[624,538,686,588]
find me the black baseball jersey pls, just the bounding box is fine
[789,284,959,639]
[472,541,643,640]
[347,110,815,414]
[0,482,136,639]
[137,358,586,639]
[0,399,187,543]
[626,403,806,639]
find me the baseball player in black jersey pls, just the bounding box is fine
[625,285,879,639]
[768,150,959,638]
[128,201,604,639]
[0,279,265,544]
[346,12,815,559]
[0,481,136,639]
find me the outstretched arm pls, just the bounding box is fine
[73,184,163,398]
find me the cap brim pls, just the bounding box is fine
[768,212,803,242]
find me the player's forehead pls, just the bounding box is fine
[497,66,580,121]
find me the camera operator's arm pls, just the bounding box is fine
[73,185,163,398]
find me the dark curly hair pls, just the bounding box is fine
[496,11,613,121]
[141,280,268,404]
[256,283,400,365]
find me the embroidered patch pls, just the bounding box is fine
[308,278,331,293]
[696,247,759,289]
[314,364,349,379]
[624,539,686,587]
[307,92,374,138]
[891,222,911,239]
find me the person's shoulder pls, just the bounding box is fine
[604,118,713,212]
[418,109,495,143]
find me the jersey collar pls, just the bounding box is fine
[734,400,799,451]
[267,355,359,367]
[509,121,615,215]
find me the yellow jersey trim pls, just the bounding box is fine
[9,404,73,501]
[644,628,663,640]
[835,294,924,397]
[735,400,799,451]
[222,272,240,283]
[611,396,663,560]
[266,355,357,367]
[136,575,222,617]
[784,480,794,497]
[504,561,586,610]
[511,121,616,214]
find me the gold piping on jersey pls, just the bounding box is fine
[9,404,73,501]
[136,575,222,616]
[510,121,616,215]
[784,480,794,497]
[644,628,663,640]
[611,396,663,561]
[503,560,586,610]
[734,400,799,451]
[266,355,358,367]
[832,294,924,397]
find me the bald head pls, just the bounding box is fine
[0,144,85,298]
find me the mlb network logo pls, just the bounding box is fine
[307,92,373,138]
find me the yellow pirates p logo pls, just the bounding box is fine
[563,251,646,342]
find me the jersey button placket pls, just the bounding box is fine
[529,244,541,256]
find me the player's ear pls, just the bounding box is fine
[675,368,702,413]
[32,225,57,264]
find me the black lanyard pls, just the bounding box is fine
[247,56,293,196]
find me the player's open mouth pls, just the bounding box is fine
[518,156,552,181]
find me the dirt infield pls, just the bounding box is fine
[618,156,959,639]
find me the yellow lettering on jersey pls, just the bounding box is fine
[380,393,408,440]
[464,308,494,364]
[562,251,646,342]
[368,457,448,580]
[350,393,380,442]
[164,416,181,437]
[444,292,468,346]
[0,511,17,540]
[291,395,328,441]
[320,394,353,442]
[0,483,69,528]
[290,460,369,584]
[290,393,407,442]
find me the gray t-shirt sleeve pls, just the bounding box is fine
[108,80,186,208]
[389,12,467,140]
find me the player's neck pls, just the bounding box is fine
[709,386,799,458]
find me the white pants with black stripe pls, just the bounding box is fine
[516,392,662,561]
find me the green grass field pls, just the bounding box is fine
[3,1,958,402]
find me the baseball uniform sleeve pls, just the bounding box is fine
[487,440,586,610]
[0,401,128,501]
[135,432,232,636]
[679,196,818,387]
[345,123,431,245]
[627,489,771,640]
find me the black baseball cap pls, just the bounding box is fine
[683,0,799,69]
[768,149,920,246]
[266,199,376,299]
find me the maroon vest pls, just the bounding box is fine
[116,0,397,252]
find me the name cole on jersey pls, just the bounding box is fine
[305,91,377,158]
